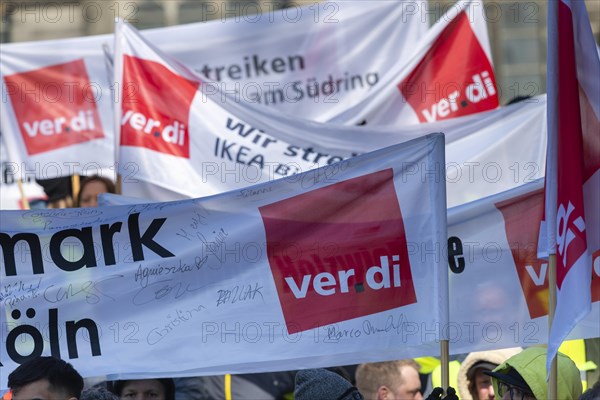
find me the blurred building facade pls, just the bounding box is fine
[1,0,600,104]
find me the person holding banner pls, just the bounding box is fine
[485,347,581,400]
[109,379,175,400]
[355,360,423,400]
[76,175,116,208]
[294,369,363,400]
[457,348,522,400]
[7,356,83,400]
[80,387,119,400]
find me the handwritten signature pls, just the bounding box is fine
[216,283,264,307]
[146,304,207,345]
[325,314,408,341]
[134,256,207,287]
[132,278,205,306]
[43,275,123,304]
[1,278,42,307]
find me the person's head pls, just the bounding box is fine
[471,369,495,400]
[486,347,582,400]
[7,356,84,400]
[80,387,120,400]
[457,348,522,400]
[77,175,116,207]
[110,379,175,400]
[486,367,535,400]
[294,369,363,400]
[356,360,423,400]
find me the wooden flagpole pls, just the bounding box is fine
[16,179,30,210]
[548,254,558,399]
[441,339,449,392]
[116,174,122,194]
[71,174,80,205]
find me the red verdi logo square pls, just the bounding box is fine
[260,169,417,334]
[496,189,548,319]
[399,11,499,123]
[121,55,200,159]
[497,189,600,317]
[4,59,105,155]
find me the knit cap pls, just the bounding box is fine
[80,387,119,400]
[294,369,364,400]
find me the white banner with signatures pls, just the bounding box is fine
[101,178,600,357]
[0,134,447,387]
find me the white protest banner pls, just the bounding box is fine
[143,1,429,122]
[0,133,447,387]
[327,0,499,126]
[1,2,429,181]
[102,181,600,354]
[115,18,545,206]
[446,180,599,354]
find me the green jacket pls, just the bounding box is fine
[491,347,582,400]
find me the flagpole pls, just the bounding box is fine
[440,339,449,392]
[116,174,122,194]
[71,174,80,204]
[548,254,558,398]
[16,179,30,210]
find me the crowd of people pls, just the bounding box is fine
[2,346,599,400]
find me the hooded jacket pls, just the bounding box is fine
[490,347,582,400]
[457,347,522,399]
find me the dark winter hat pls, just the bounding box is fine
[467,361,498,380]
[36,176,72,202]
[80,387,120,400]
[294,369,364,400]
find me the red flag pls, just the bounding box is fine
[545,0,600,374]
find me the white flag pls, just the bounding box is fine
[0,34,116,179]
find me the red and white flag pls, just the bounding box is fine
[544,0,600,374]
[0,35,115,179]
[327,0,498,126]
